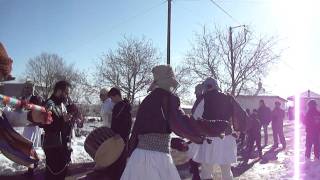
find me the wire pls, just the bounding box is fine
[208,0,242,25]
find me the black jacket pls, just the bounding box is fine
[111,98,132,143]
[258,105,271,125]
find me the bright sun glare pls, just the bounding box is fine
[270,1,319,179]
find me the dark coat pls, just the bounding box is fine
[304,108,320,133]
[271,107,285,128]
[111,98,132,143]
[258,105,271,125]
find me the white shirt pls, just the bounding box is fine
[193,99,204,120]
[100,98,115,127]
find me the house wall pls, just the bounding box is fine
[236,96,287,112]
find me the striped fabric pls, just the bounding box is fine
[0,114,38,167]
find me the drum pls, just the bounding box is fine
[0,114,38,167]
[84,127,125,169]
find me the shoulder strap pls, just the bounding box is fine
[160,94,171,131]
[114,102,127,119]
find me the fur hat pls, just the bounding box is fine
[202,77,220,91]
[0,42,14,81]
[148,65,179,92]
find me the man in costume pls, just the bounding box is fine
[187,83,204,180]
[41,80,73,179]
[192,77,246,180]
[105,87,132,179]
[100,88,114,127]
[0,42,51,172]
[121,65,225,180]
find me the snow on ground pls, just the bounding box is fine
[0,120,319,180]
[0,121,100,175]
[182,121,317,180]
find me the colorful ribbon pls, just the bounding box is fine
[0,94,52,124]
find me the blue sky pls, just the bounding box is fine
[1,0,319,98]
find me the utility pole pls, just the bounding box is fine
[229,27,235,96]
[167,0,171,65]
[229,25,246,96]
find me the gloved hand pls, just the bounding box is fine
[171,138,189,152]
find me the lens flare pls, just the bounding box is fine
[294,94,300,180]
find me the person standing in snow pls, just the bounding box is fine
[244,109,262,164]
[104,87,132,180]
[42,80,73,180]
[258,99,272,147]
[21,80,44,148]
[271,101,286,149]
[100,88,114,127]
[20,80,44,175]
[303,100,320,161]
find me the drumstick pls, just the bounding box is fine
[0,94,52,124]
[0,94,47,112]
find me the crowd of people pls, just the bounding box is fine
[238,99,286,165]
[0,39,319,180]
[0,42,246,180]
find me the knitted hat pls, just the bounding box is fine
[148,65,179,92]
[0,42,14,81]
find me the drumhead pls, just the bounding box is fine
[94,134,125,168]
[171,149,189,166]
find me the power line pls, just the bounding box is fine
[208,0,242,25]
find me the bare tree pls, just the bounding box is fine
[68,72,99,104]
[185,26,280,96]
[94,36,160,103]
[174,66,194,105]
[185,27,222,82]
[25,53,84,100]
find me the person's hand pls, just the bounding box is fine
[64,114,73,122]
[14,99,28,111]
[232,131,240,139]
[170,138,189,152]
[20,99,28,109]
[231,132,239,139]
[31,110,53,124]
